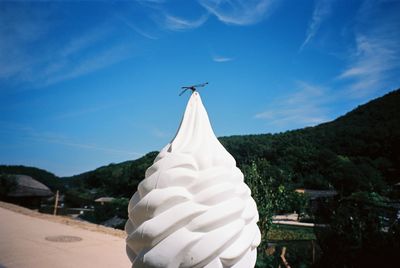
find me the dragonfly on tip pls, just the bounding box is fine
[179,82,209,96]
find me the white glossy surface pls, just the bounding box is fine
[126,92,261,267]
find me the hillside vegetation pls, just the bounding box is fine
[0,165,64,191]
[222,89,400,196]
[61,89,400,201]
[2,89,399,203]
[1,89,399,267]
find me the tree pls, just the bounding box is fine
[244,162,274,266]
[315,192,400,267]
[0,174,17,197]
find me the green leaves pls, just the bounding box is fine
[243,161,310,266]
[0,174,17,197]
[315,191,400,267]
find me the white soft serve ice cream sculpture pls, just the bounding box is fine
[126,92,261,267]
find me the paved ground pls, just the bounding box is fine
[0,206,131,268]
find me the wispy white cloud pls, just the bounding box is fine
[127,0,278,37]
[39,139,143,157]
[137,0,166,3]
[0,121,142,156]
[338,35,398,77]
[198,0,277,25]
[59,27,111,57]
[163,14,209,31]
[212,55,234,62]
[117,14,159,40]
[255,81,331,132]
[0,5,50,80]
[300,0,332,51]
[42,44,131,86]
[337,2,400,98]
[338,34,399,97]
[150,127,169,138]
[131,1,210,32]
[0,5,134,89]
[50,103,121,120]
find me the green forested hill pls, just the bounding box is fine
[0,165,64,191]
[62,89,400,201]
[2,89,398,267]
[64,151,158,199]
[220,89,400,196]
[2,89,399,200]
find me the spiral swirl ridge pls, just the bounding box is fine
[126,93,260,267]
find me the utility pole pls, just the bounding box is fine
[53,190,59,216]
[312,240,315,263]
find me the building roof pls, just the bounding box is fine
[295,189,338,200]
[8,175,53,197]
[95,197,115,203]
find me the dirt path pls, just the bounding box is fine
[0,201,126,238]
[0,202,131,268]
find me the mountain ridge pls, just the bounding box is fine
[1,88,399,199]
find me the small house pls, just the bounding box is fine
[295,188,338,213]
[4,174,53,209]
[95,197,115,205]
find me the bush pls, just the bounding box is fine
[0,174,17,197]
[82,197,129,225]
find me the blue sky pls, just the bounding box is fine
[1,0,399,176]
